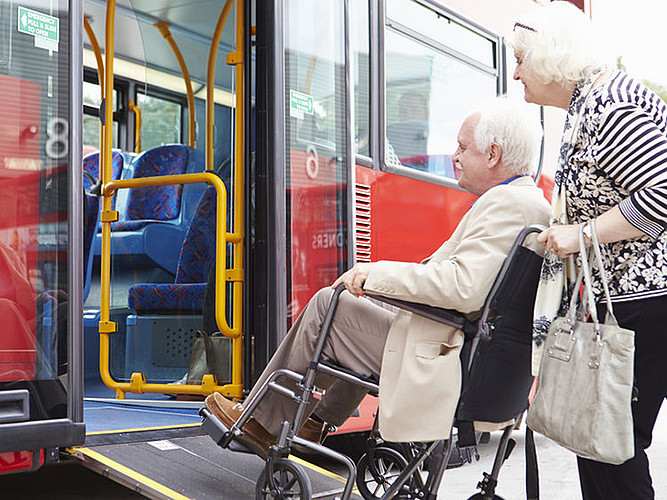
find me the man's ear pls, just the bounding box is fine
[487,143,502,169]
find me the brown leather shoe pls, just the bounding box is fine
[205,393,276,458]
[297,417,325,443]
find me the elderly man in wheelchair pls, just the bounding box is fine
[201,97,550,499]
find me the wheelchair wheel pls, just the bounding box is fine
[467,494,505,499]
[255,458,312,500]
[356,446,416,499]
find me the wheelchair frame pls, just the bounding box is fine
[200,224,545,499]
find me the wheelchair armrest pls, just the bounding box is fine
[362,224,546,342]
[363,293,469,331]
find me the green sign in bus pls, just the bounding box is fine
[18,6,59,43]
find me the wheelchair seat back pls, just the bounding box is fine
[456,238,544,423]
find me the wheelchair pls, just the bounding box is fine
[200,225,545,499]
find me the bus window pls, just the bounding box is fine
[384,0,497,180]
[387,0,495,68]
[135,92,182,150]
[285,0,348,327]
[352,0,370,158]
[82,79,119,153]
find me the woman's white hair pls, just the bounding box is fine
[473,97,543,176]
[510,1,609,85]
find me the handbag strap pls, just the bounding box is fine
[571,221,620,336]
[588,220,619,326]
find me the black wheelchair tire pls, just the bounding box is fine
[255,458,312,500]
[356,446,414,499]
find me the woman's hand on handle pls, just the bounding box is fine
[537,206,648,257]
[537,224,581,258]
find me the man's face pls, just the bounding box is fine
[453,114,489,196]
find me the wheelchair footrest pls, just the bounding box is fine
[199,407,255,454]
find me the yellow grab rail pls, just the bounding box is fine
[98,172,243,399]
[204,0,244,394]
[227,0,245,394]
[83,17,105,95]
[154,21,197,148]
[206,0,234,172]
[83,16,105,162]
[97,0,245,400]
[128,99,142,153]
[100,0,117,341]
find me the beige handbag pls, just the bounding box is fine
[527,221,635,464]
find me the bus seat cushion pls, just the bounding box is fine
[110,219,150,232]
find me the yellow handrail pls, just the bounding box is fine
[154,22,197,148]
[99,0,117,350]
[206,0,234,172]
[83,17,104,95]
[227,0,245,396]
[98,172,243,398]
[83,16,105,159]
[128,99,142,153]
[206,0,244,396]
[96,0,245,400]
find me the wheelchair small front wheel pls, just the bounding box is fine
[255,458,312,500]
[356,446,414,499]
[467,494,505,500]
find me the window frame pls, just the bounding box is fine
[82,68,186,154]
[377,0,504,190]
[82,68,128,152]
[134,86,185,151]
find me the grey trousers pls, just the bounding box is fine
[249,287,396,436]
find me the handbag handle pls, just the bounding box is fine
[587,220,618,324]
[564,221,619,336]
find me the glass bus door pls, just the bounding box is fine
[253,0,351,379]
[0,0,84,472]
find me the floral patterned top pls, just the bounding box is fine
[558,70,667,302]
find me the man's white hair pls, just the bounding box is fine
[473,97,543,176]
[510,1,609,85]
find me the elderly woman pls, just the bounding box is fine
[512,2,667,499]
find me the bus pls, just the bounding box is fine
[0,0,573,496]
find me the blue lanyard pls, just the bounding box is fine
[470,175,528,207]
[500,174,528,185]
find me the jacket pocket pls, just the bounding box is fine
[415,340,460,360]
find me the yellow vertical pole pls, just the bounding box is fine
[230,0,245,399]
[99,0,121,397]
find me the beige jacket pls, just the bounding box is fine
[363,176,550,442]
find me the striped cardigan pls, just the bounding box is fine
[560,69,667,302]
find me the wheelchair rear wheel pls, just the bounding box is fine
[255,458,312,499]
[356,446,419,499]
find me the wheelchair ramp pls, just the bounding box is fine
[69,428,361,499]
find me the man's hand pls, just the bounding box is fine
[332,263,373,296]
[537,224,582,258]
